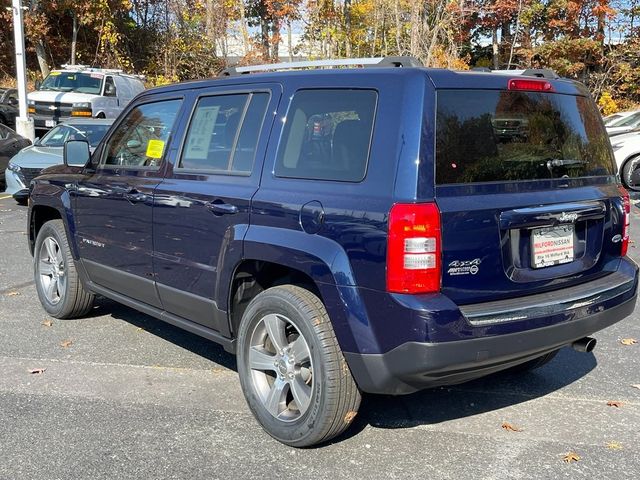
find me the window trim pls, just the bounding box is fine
[175,88,272,177]
[273,87,379,183]
[97,97,184,171]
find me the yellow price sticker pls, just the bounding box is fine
[146,139,165,159]
[49,71,61,76]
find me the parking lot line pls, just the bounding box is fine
[0,194,12,200]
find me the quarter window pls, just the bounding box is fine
[274,89,377,182]
[102,100,181,168]
[179,92,269,174]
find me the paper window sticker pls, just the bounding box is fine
[146,139,165,159]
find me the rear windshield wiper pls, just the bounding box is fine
[546,158,588,178]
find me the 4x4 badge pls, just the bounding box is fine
[447,258,481,276]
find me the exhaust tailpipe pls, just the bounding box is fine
[572,337,597,353]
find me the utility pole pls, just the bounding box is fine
[11,0,35,141]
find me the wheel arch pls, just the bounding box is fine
[225,227,369,353]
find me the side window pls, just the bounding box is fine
[102,100,181,168]
[0,124,10,140]
[275,89,377,182]
[179,92,269,174]
[104,77,117,97]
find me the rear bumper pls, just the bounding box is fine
[345,266,638,395]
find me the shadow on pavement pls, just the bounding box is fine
[86,296,596,444]
[89,297,237,371]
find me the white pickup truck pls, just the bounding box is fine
[28,66,145,130]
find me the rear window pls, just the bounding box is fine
[275,89,377,182]
[435,90,615,184]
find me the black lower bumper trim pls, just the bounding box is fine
[345,291,637,395]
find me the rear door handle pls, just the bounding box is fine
[125,190,148,204]
[205,201,238,215]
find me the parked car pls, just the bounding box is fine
[0,87,19,129]
[28,58,638,447]
[604,110,638,127]
[607,111,640,136]
[611,130,640,188]
[0,124,31,189]
[28,65,144,131]
[5,118,113,202]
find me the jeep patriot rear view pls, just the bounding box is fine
[27,57,638,447]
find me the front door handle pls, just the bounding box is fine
[205,201,238,215]
[125,190,148,204]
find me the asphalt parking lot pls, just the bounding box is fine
[1,194,639,480]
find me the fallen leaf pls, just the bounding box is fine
[563,452,580,463]
[606,441,623,450]
[344,411,357,424]
[60,340,73,348]
[41,319,53,327]
[501,422,523,432]
[607,400,624,408]
[631,384,640,390]
[5,291,20,296]
[28,368,46,374]
[621,338,638,346]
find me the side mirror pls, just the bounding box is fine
[35,79,42,90]
[64,139,91,167]
[105,84,116,96]
[7,97,18,106]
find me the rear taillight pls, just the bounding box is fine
[619,186,631,256]
[387,203,441,294]
[508,79,554,92]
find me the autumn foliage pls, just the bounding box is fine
[0,0,639,108]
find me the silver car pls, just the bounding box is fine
[5,118,113,203]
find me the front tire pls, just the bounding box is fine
[34,219,94,318]
[237,285,361,447]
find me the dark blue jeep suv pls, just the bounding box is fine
[27,57,638,447]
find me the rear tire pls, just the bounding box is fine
[237,285,361,447]
[507,349,559,374]
[34,219,94,318]
[622,155,640,190]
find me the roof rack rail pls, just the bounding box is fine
[220,56,423,76]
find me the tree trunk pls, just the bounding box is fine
[394,0,402,55]
[287,20,293,62]
[35,40,49,76]
[345,0,352,57]
[237,0,250,56]
[70,11,78,65]
[261,19,270,60]
[410,1,420,57]
[270,21,280,61]
[492,28,499,69]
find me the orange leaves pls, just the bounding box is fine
[501,422,523,432]
[41,319,53,327]
[606,400,624,408]
[620,338,638,346]
[28,368,46,375]
[60,340,73,349]
[563,452,580,463]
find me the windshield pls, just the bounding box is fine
[435,90,615,184]
[39,72,104,94]
[612,111,640,127]
[40,123,111,147]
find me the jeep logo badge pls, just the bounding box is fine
[559,211,578,223]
